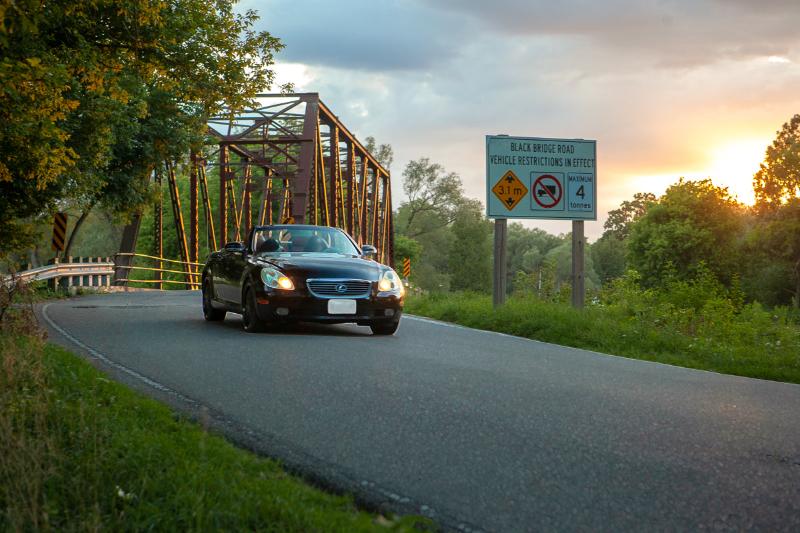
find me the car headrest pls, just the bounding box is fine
[257,238,280,253]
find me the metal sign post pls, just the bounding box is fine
[572,220,585,308]
[493,218,508,307]
[486,135,597,308]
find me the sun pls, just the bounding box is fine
[706,139,770,205]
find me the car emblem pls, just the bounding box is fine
[336,283,348,293]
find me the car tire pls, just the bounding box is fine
[242,287,266,333]
[202,280,226,322]
[370,320,400,336]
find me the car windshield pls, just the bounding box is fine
[251,227,361,256]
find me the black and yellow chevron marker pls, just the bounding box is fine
[51,212,68,252]
[402,257,411,278]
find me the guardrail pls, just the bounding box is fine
[5,254,203,291]
[5,257,115,289]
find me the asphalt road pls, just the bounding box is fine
[41,291,800,532]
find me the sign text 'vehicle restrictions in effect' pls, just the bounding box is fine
[486,135,597,220]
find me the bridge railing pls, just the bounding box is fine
[114,253,202,289]
[3,257,115,289]
[4,254,204,291]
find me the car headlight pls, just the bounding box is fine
[378,269,403,294]
[261,267,294,290]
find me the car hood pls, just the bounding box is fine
[256,253,384,281]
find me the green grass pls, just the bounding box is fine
[0,333,429,531]
[405,292,800,384]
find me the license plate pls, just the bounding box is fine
[327,299,356,314]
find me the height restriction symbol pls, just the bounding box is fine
[491,170,528,211]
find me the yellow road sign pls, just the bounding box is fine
[491,170,528,211]
[402,257,411,278]
[51,212,67,252]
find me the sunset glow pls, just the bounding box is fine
[626,139,770,207]
[705,139,769,205]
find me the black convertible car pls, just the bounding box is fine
[201,225,404,335]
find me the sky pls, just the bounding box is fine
[242,0,800,239]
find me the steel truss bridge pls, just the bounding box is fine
[115,93,393,287]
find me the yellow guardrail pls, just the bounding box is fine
[115,252,204,267]
[114,253,201,288]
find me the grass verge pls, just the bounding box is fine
[405,292,800,384]
[0,332,428,531]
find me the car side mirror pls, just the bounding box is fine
[361,244,377,258]
[224,241,245,253]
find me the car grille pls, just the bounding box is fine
[307,279,371,299]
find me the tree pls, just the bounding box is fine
[393,235,422,281]
[750,116,800,307]
[393,157,477,291]
[0,0,285,256]
[448,200,492,292]
[394,204,454,292]
[365,136,394,170]
[627,179,744,286]
[588,192,656,285]
[603,192,656,239]
[511,234,599,301]
[742,199,800,307]
[506,223,562,293]
[590,234,626,285]
[754,115,800,209]
[401,158,465,237]
[62,86,208,256]
[0,2,78,253]
[545,236,600,292]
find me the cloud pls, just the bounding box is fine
[245,0,475,71]
[254,0,800,79]
[419,0,800,68]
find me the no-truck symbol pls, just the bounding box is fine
[532,174,563,209]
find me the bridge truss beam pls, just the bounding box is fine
[116,93,394,287]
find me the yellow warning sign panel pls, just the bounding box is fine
[491,170,528,211]
[51,212,67,252]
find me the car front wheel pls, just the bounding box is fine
[242,287,266,333]
[202,280,226,322]
[370,320,400,336]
